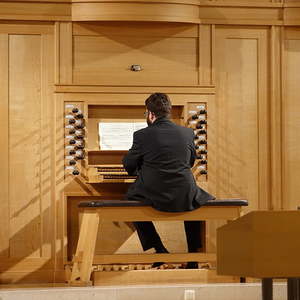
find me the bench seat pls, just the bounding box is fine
[79,199,248,208]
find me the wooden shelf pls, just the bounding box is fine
[87,150,128,154]
[88,150,128,165]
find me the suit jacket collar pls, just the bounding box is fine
[152,117,172,126]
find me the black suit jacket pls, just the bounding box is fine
[122,117,215,212]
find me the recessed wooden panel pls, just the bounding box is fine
[0,34,9,257]
[284,8,300,25]
[9,34,42,258]
[73,34,198,86]
[40,32,55,258]
[0,24,55,283]
[214,28,269,213]
[204,27,269,254]
[283,34,300,210]
[216,37,259,210]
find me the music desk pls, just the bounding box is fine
[69,199,248,286]
[217,211,300,300]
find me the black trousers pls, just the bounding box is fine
[133,221,204,252]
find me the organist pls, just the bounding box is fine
[122,92,215,269]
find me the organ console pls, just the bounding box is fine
[62,100,212,280]
[63,102,209,183]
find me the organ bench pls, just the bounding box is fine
[69,199,248,286]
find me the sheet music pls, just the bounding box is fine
[98,122,147,150]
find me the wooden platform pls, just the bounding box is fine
[93,269,240,286]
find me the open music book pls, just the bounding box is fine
[98,121,147,150]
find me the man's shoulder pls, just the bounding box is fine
[174,123,194,136]
[133,127,148,138]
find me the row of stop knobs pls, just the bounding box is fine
[190,108,207,175]
[65,106,86,176]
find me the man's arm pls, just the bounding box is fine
[189,129,196,168]
[122,131,143,176]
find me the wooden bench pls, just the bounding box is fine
[69,198,248,286]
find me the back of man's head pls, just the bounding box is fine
[145,93,172,118]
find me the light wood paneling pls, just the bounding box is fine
[0,1,70,21]
[214,27,270,212]
[73,22,198,37]
[9,34,42,258]
[201,0,279,6]
[72,0,199,3]
[72,2,199,23]
[217,211,300,278]
[1,3,300,284]
[282,28,300,210]
[55,85,215,95]
[41,33,55,258]
[72,27,198,86]
[199,25,215,86]
[0,22,53,34]
[58,22,73,84]
[204,27,270,253]
[0,34,9,258]
[0,23,55,282]
[54,93,68,270]
[270,26,283,210]
[284,7,300,25]
[1,0,300,26]
[199,6,282,25]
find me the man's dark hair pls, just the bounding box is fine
[145,93,172,118]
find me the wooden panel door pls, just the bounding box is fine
[206,26,270,251]
[214,26,270,211]
[0,23,55,283]
[283,28,300,210]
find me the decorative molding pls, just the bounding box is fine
[0,1,71,21]
[55,84,216,94]
[270,26,283,210]
[0,0,299,25]
[72,2,200,23]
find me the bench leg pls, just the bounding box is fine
[69,211,100,285]
[288,278,300,300]
[262,278,273,300]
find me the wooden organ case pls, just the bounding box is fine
[56,21,222,284]
[1,0,300,285]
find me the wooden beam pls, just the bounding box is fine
[92,253,216,264]
[85,206,242,221]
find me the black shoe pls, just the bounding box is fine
[151,261,165,268]
[185,262,199,269]
[154,246,169,253]
[152,246,169,268]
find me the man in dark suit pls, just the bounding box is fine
[122,93,215,268]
